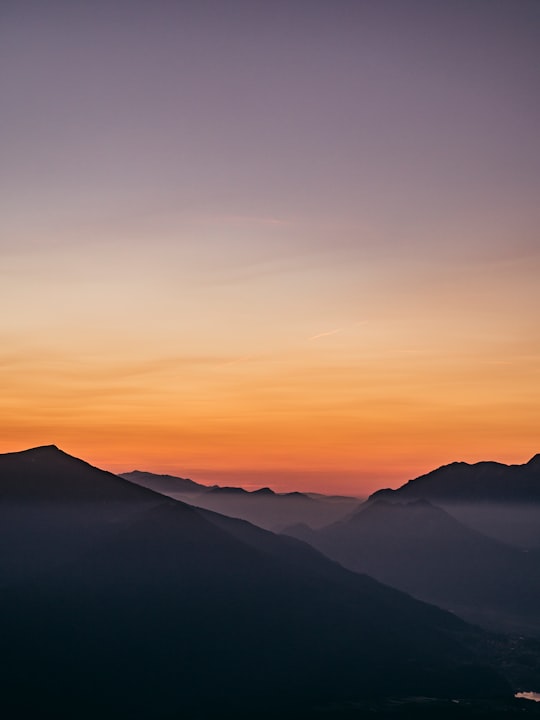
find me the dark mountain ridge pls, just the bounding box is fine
[0,446,166,585]
[118,468,204,494]
[369,455,540,549]
[371,455,540,504]
[0,446,518,718]
[0,445,160,503]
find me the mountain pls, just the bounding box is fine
[0,445,165,585]
[372,455,540,504]
[0,446,519,718]
[370,455,540,548]
[121,469,362,531]
[0,444,161,502]
[119,468,206,494]
[285,498,540,635]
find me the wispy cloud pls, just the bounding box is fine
[309,328,343,341]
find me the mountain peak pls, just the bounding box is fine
[0,446,164,503]
[370,455,540,504]
[252,487,275,496]
[5,444,78,463]
[21,444,61,454]
[526,453,540,467]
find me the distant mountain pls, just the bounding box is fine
[370,455,540,548]
[285,498,540,635]
[119,469,205,494]
[372,455,540,504]
[121,469,362,531]
[0,446,516,718]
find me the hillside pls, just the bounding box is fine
[0,446,518,718]
[285,498,540,635]
[370,456,540,548]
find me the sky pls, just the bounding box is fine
[1,0,539,494]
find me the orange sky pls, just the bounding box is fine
[2,241,538,494]
[1,3,539,495]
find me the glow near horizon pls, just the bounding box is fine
[1,1,539,493]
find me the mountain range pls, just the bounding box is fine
[372,455,540,504]
[371,456,540,549]
[284,456,540,636]
[120,469,362,531]
[285,497,540,635]
[1,445,531,718]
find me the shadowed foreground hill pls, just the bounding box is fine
[120,469,362,531]
[0,446,521,718]
[285,499,540,635]
[0,445,165,584]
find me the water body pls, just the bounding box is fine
[515,691,540,702]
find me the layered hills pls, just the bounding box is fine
[285,498,540,635]
[120,468,361,531]
[0,446,520,718]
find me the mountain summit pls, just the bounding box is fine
[368,455,540,549]
[0,445,159,502]
[370,456,540,504]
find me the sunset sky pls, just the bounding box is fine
[1,0,539,494]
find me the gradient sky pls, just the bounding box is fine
[1,0,539,494]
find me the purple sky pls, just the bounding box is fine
[3,1,538,241]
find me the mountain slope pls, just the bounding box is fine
[285,498,540,635]
[370,455,540,548]
[0,445,164,585]
[0,445,161,502]
[0,446,513,718]
[119,468,205,494]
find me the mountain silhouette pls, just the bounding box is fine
[0,446,165,585]
[370,456,540,549]
[0,445,161,502]
[119,468,204,494]
[285,498,540,635]
[121,468,362,531]
[371,456,540,504]
[0,446,516,718]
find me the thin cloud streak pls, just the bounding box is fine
[309,329,343,341]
